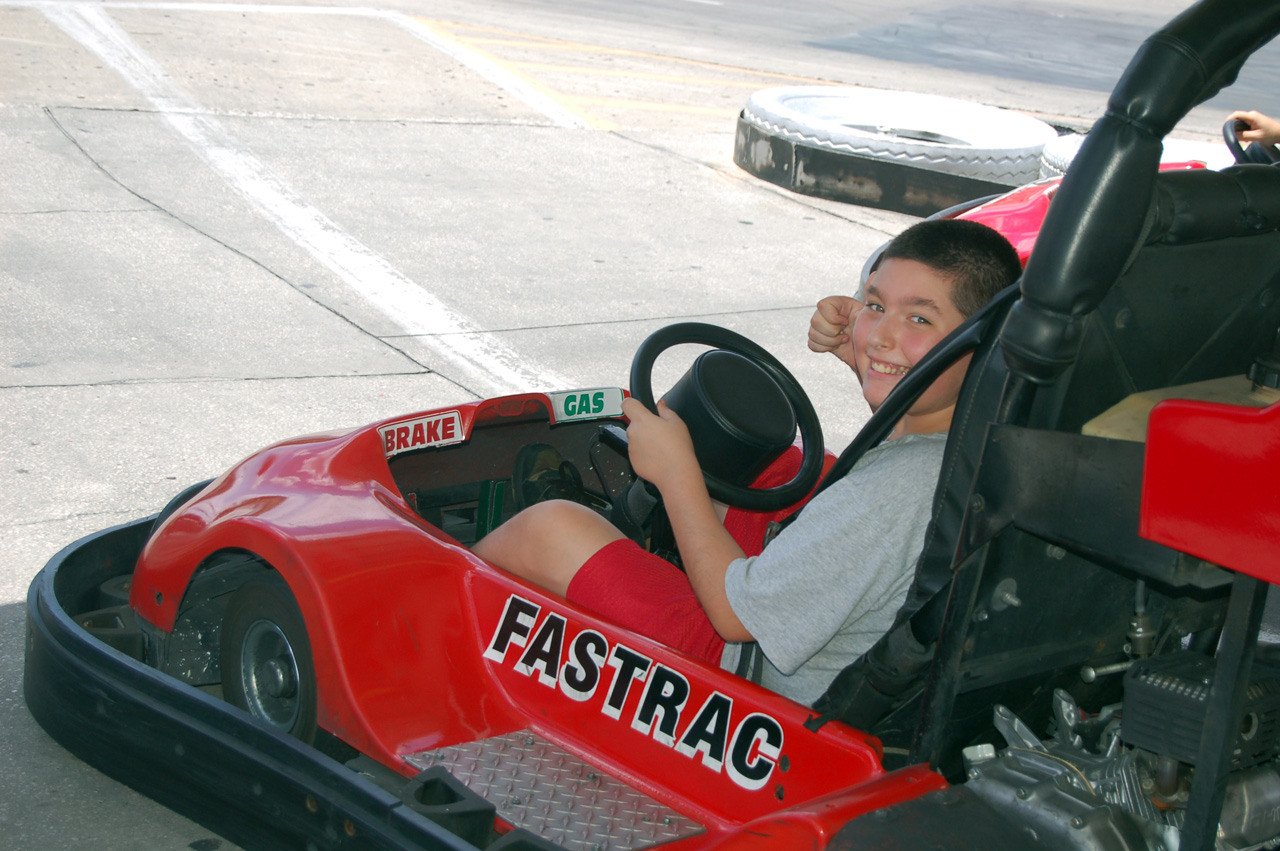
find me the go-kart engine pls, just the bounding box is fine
[962,680,1280,851]
[1121,652,1280,770]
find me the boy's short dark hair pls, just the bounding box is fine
[876,219,1022,318]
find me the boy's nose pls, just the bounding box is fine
[868,318,895,349]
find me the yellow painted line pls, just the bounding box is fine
[503,62,778,89]
[419,20,835,85]
[463,37,659,51]
[424,20,572,43]
[461,37,834,85]
[409,16,619,131]
[558,95,740,117]
[410,17,834,129]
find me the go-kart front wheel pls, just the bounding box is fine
[220,575,318,744]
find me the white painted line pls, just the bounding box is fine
[16,1,374,11]
[41,2,572,397]
[13,0,589,130]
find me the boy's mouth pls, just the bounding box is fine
[869,360,910,376]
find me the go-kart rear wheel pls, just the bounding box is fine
[220,575,317,744]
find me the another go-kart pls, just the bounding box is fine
[24,1,1280,849]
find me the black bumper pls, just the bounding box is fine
[23,517,477,851]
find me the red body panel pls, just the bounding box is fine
[1141,397,1280,583]
[959,179,1057,264]
[131,392,944,842]
[133,402,529,756]
[959,162,1206,267]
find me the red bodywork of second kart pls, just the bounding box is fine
[955,160,1206,264]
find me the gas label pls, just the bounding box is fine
[549,388,625,423]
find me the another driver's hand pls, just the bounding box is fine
[622,397,700,493]
[807,294,863,369]
[1229,110,1280,146]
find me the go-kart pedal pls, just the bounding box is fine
[511,443,610,513]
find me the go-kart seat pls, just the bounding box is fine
[808,164,1280,769]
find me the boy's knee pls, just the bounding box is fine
[475,500,624,595]
[504,499,599,540]
[523,501,625,557]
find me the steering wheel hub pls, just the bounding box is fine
[664,350,798,486]
[631,322,824,511]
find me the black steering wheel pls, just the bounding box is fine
[1224,118,1280,165]
[629,323,825,512]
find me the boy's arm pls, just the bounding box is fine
[807,295,864,370]
[622,397,753,642]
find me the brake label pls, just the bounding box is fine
[380,411,465,456]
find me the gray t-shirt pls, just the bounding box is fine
[722,432,947,706]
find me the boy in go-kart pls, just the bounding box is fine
[475,219,1021,706]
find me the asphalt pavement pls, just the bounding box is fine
[2,1,1275,847]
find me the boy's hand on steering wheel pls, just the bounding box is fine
[621,396,701,495]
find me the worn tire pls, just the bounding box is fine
[220,575,318,744]
[1039,132,1235,178]
[740,86,1057,186]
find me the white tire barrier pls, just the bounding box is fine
[740,86,1059,187]
[1039,132,1237,178]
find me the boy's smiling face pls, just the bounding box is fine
[852,257,971,436]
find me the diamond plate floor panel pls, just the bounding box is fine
[405,731,704,850]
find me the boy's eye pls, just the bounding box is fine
[910,315,932,325]
[866,302,884,313]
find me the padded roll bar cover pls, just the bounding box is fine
[1000,0,1280,386]
[1152,166,1280,245]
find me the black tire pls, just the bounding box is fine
[220,575,318,744]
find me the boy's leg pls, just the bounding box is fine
[568,539,725,664]
[473,499,725,664]
[472,500,625,596]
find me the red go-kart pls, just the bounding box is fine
[24,2,1280,850]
